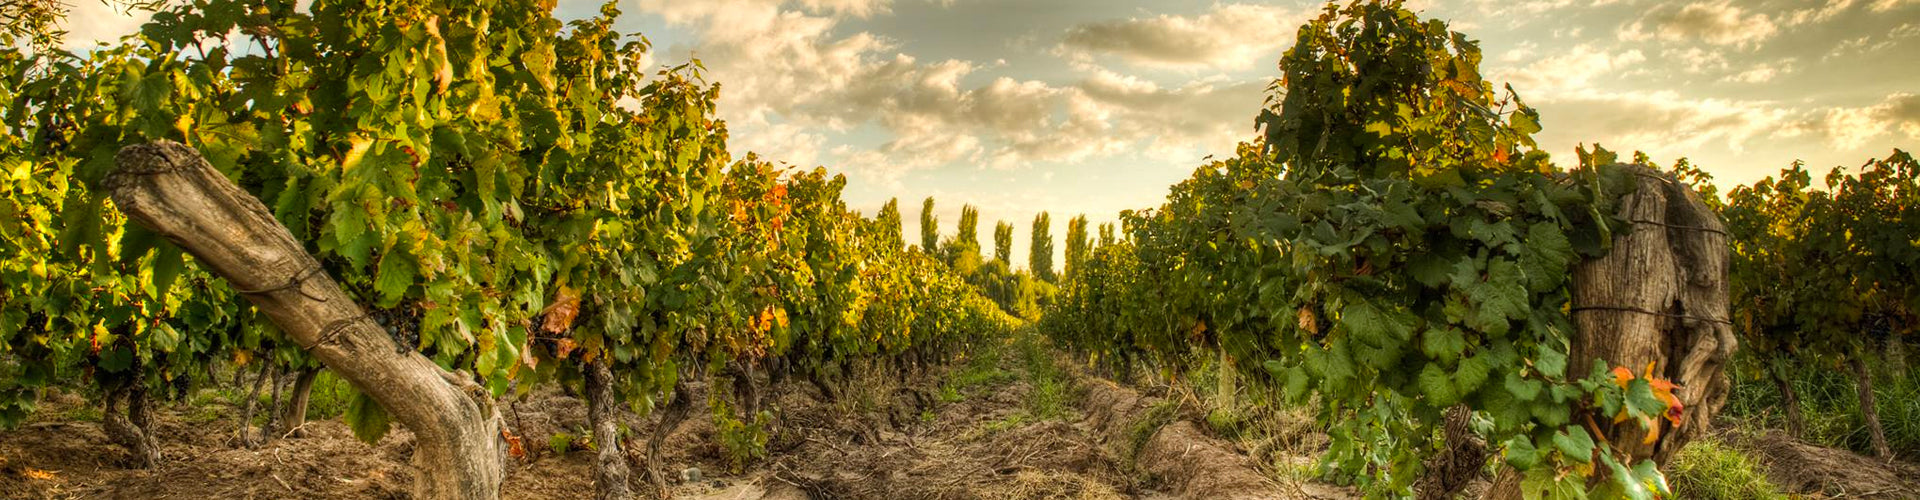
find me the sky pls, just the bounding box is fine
[69,0,1920,270]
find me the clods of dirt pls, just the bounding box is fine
[1731,430,1920,499]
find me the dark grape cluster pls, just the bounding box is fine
[1866,312,1895,342]
[369,305,420,354]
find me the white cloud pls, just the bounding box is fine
[1495,44,1647,96]
[1056,4,1306,70]
[636,0,1273,182]
[61,1,147,50]
[1663,47,1730,74]
[1821,93,1920,149]
[1620,1,1779,47]
[1721,59,1797,84]
[1871,0,1920,12]
[1784,0,1857,26]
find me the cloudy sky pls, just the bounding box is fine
[72,0,1920,268]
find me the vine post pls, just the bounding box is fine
[1567,165,1736,465]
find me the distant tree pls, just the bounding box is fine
[1064,215,1089,280]
[876,198,904,251]
[919,197,939,253]
[1030,212,1055,282]
[1097,222,1115,248]
[956,205,979,251]
[993,221,1014,264]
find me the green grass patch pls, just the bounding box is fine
[1014,329,1074,421]
[1122,400,1179,464]
[1724,350,1920,458]
[1668,436,1787,500]
[940,344,1014,402]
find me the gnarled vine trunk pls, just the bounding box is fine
[280,367,321,438]
[584,357,634,500]
[102,341,160,469]
[107,141,506,500]
[647,378,693,498]
[239,361,271,447]
[1849,353,1892,459]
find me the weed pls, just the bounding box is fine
[1122,400,1178,464]
[1724,350,1920,457]
[60,404,100,423]
[1667,436,1787,500]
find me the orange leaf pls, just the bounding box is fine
[1610,366,1634,387]
[502,429,527,460]
[540,285,582,334]
[22,467,57,480]
[1297,307,1318,335]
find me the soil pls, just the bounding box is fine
[4,350,1913,500]
[1726,429,1920,499]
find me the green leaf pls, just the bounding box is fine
[1419,362,1459,407]
[1511,108,1542,136]
[1505,372,1543,401]
[1534,346,1568,379]
[345,389,391,445]
[1519,223,1574,292]
[1553,427,1595,463]
[1342,300,1412,344]
[1465,259,1528,336]
[1503,435,1540,470]
[1624,378,1662,420]
[1456,354,1490,394]
[149,243,185,298]
[374,248,417,306]
[1422,326,1467,364]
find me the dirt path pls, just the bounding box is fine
[0,339,1333,500]
[11,339,1910,500]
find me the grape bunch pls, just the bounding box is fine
[369,305,420,354]
[1866,312,1894,342]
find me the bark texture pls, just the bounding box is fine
[1417,405,1488,500]
[240,362,271,447]
[584,357,634,500]
[102,359,160,469]
[107,141,506,500]
[1567,164,1737,465]
[647,379,693,498]
[281,367,321,438]
[1850,355,1892,459]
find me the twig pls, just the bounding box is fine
[269,472,293,492]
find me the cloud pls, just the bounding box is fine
[635,0,1272,183]
[1821,93,1920,149]
[1872,0,1920,12]
[1784,0,1857,26]
[1495,44,1647,96]
[1721,59,1797,83]
[1534,91,1803,158]
[1620,1,1779,47]
[1056,4,1304,70]
[61,1,148,50]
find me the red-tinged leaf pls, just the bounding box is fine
[540,285,581,334]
